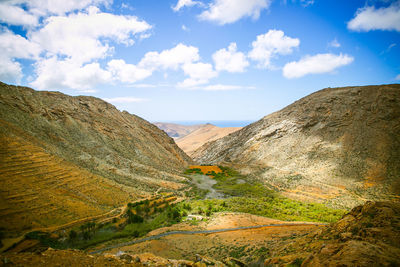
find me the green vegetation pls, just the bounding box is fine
[184,168,203,175]
[183,166,346,223]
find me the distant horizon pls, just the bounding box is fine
[154,120,255,128]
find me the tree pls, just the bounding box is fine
[68,230,77,240]
[127,209,144,224]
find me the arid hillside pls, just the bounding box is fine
[176,124,241,156]
[193,85,400,208]
[0,82,192,235]
[153,122,205,139]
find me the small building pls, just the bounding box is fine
[186,214,204,221]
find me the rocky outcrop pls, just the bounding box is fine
[262,201,400,266]
[193,85,400,208]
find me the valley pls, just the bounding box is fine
[0,82,399,266]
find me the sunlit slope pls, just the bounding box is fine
[176,124,241,156]
[0,82,192,195]
[193,85,400,208]
[0,120,132,234]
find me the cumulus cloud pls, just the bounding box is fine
[30,7,152,64]
[248,29,300,68]
[198,0,271,25]
[348,1,400,32]
[0,3,38,26]
[31,57,111,91]
[395,74,400,80]
[212,43,249,72]
[102,97,147,103]
[172,0,203,12]
[178,62,218,87]
[0,55,23,83]
[0,0,111,26]
[139,43,200,71]
[0,29,42,84]
[0,30,42,59]
[282,53,354,79]
[107,59,152,84]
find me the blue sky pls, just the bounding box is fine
[1,0,399,122]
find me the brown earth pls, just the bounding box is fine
[193,84,400,209]
[153,122,205,139]
[99,212,323,264]
[0,82,192,237]
[176,124,241,156]
[1,201,398,266]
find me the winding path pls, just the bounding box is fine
[90,222,327,254]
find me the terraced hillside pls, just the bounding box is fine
[193,85,400,208]
[0,82,192,236]
[0,120,133,236]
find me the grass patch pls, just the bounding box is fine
[184,166,346,223]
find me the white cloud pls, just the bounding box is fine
[0,3,38,26]
[198,0,271,25]
[282,53,354,79]
[395,74,400,80]
[328,38,341,48]
[0,29,41,83]
[203,84,255,91]
[139,43,200,71]
[0,30,41,59]
[30,7,152,64]
[0,0,111,27]
[102,97,147,103]
[172,0,203,12]
[31,57,111,90]
[248,29,300,68]
[348,1,400,32]
[178,62,218,87]
[212,43,249,72]
[27,0,111,16]
[107,59,152,84]
[0,55,23,83]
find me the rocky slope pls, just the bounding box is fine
[0,82,192,235]
[176,124,241,156]
[153,122,205,139]
[193,85,400,208]
[264,201,400,266]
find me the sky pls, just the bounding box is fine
[0,0,399,122]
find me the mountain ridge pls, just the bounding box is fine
[193,84,400,208]
[0,82,192,235]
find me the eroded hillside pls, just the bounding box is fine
[176,124,241,156]
[193,85,400,208]
[0,82,192,235]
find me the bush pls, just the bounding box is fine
[68,230,78,240]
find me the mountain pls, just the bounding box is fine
[193,85,400,208]
[0,82,192,235]
[176,124,241,156]
[153,122,205,139]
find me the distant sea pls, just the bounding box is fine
[166,120,254,127]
